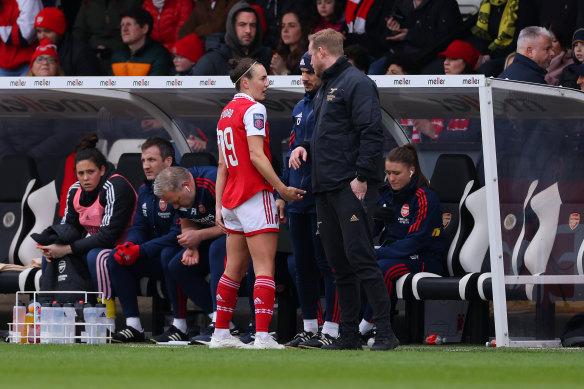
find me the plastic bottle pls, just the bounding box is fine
[486,339,497,347]
[11,301,26,343]
[40,303,53,344]
[52,302,65,344]
[27,301,41,343]
[83,303,97,344]
[94,303,107,344]
[425,334,447,345]
[63,303,77,344]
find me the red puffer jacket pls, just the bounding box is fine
[142,0,194,52]
[0,0,43,70]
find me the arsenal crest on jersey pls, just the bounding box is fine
[198,204,206,214]
[442,213,451,229]
[159,199,167,211]
[401,204,410,217]
[569,213,580,230]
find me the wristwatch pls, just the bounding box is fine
[356,175,367,183]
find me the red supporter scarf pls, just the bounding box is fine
[345,0,376,34]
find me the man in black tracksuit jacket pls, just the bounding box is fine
[290,28,398,351]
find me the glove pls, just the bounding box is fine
[114,242,140,266]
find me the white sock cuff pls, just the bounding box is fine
[126,317,143,332]
[303,319,318,333]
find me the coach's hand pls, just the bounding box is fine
[276,198,287,224]
[289,146,307,170]
[181,248,200,266]
[278,186,306,202]
[350,178,367,201]
[178,229,203,249]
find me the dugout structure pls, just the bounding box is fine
[0,75,583,347]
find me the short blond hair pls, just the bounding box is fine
[308,28,344,57]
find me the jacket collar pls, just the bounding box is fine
[321,56,351,83]
[514,52,547,76]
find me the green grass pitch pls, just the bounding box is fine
[1,343,583,388]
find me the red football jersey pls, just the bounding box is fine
[217,93,273,209]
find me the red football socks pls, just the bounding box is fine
[253,276,276,333]
[215,274,240,329]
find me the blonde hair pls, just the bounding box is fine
[308,28,344,57]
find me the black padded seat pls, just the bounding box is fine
[116,153,146,192]
[180,152,218,168]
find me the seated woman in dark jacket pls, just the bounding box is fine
[359,144,446,338]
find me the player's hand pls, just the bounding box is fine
[177,229,202,249]
[278,186,306,202]
[276,198,287,224]
[289,146,307,170]
[38,243,71,260]
[350,178,367,201]
[181,248,200,266]
[215,205,226,233]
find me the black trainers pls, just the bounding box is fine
[370,331,400,351]
[150,325,188,343]
[111,326,145,343]
[321,332,362,350]
[190,323,215,345]
[299,331,337,349]
[285,330,315,348]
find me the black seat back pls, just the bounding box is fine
[117,153,145,192]
[430,154,479,276]
[180,152,218,168]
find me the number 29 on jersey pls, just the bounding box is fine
[218,127,239,168]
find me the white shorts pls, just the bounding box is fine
[222,190,279,236]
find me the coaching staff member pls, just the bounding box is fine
[289,28,398,351]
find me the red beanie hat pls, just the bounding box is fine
[172,33,205,64]
[438,40,481,69]
[34,7,66,36]
[30,39,60,69]
[252,5,267,37]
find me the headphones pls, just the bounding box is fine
[409,170,414,178]
[184,186,191,192]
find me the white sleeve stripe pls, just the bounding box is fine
[101,181,116,227]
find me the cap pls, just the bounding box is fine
[172,33,204,64]
[299,51,313,72]
[438,40,481,69]
[34,7,66,36]
[573,28,584,47]
[30,39,60,69]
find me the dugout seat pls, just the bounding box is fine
[116,153,146,192]
[107,139,144,167]
[0,155,39,264]
[180,152,218,167]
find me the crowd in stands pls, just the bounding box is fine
[1,0,583,90]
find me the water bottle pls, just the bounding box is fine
[11,301,26,343]
[63,303,77,344]
[40,303,54,344]
[425,334,447,345]
[95,303,107,344]
[26,302,41,343]
[52,302,65,344]
[83,303,97,344]
[486,339,497,347]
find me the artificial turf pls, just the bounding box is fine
[1,343,583,388]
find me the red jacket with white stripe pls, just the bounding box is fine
[0,0,42,70]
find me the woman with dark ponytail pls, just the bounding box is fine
[38,133,137,329]
[358,144,446,338]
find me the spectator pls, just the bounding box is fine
[343,0,394,59]
[560,28,584,89]
[108,137,183,343]
[359,144,445,340]
[344,44,370,73]
[0,0,43,76]
[141,0,194,52]
[312,0,344,33]
[254,0,312,49]
[574,63,584,90]
[498,26,555,84]
[289,29,399,351]
[110,7,172,76]
[172,33,205,75]
[191,2,272,75]
[544,20,574,85]
[439,39,480,75]
[177,0,240,43]
[467,0,539,77]
[25,38,65,76]
[279,51,340,349]
[74,0,141,73]
[384,53,420,75]
[270,9,310,75]
[504,51,516,69]
[34,7,101,76]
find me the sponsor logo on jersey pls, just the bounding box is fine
[442,212,451,228]
[570,213,580,230]
[401,204,410,217]
[253,113,264,130]
[350,214,359,222]
[159,199,167,212]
